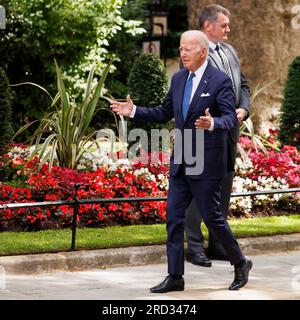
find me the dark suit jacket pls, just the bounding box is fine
[133,62,237,180]
[209,43,250,171]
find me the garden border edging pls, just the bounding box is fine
[1,233,300,274]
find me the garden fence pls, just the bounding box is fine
[0,185,299,250]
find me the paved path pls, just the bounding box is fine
[1,250,300,300]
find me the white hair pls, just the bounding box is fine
[181,30,209,56]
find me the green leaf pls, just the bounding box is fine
[13,59,120,170]
[10,82,54,101]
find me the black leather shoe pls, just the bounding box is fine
[150,275,184,293]
[186,252,212,267]
[229,256,253,290]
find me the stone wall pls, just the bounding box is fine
[187,0,300,132]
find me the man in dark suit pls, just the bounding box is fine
[185,4,251,267]
[110,30,252,293]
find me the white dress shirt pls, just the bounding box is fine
[189,59,208,103]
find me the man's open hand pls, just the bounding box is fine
[195,108,212,130]
[110,95,134,117]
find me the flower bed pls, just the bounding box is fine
[0,147,168,231]
[0,132,299,231]
[231,132,300,218]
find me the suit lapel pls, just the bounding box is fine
[208,47,223,70]
[220,43,235,76]
[174,69,189,123]
[185,64,212,120]
[220,43,239,94]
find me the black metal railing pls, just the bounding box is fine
[0,185,299,250]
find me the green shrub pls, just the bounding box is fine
[279,56,300,148]
[128,52,168,107]
[1,0,145,134]
[0,68,14,154]
[127,53,169,152]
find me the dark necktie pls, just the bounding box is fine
[215,44,229,73]
[182,72,196,121]
[215,44,235,91]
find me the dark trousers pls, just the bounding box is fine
[185,171,234,255]
[166,169,243,275]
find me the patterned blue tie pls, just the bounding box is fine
[182,72,195,121]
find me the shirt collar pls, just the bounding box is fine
[209,41,219,51]
[190,59,208,78]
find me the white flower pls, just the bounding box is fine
[157,174,165,181]
[235,157,253,171]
